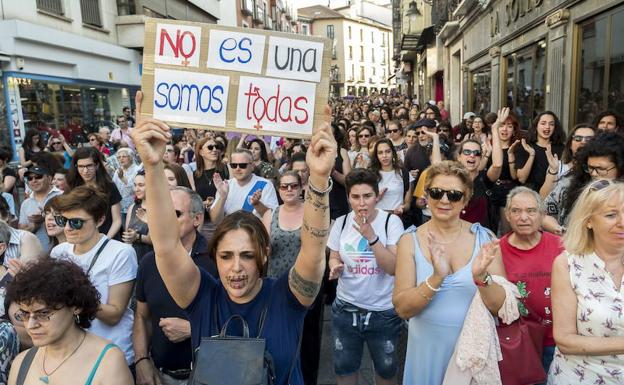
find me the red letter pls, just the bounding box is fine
[293,97,309,124]
[278,96,292,122]
[178,31,196,60]
[244,84,258,120]
[159,29,179,57]
[265,85,280,122]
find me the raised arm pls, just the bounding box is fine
[515,139,536,184]
[486,108,507,182]
[289,107,337,307]
[131,91,200,309]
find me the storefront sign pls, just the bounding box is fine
[505,0,543,26]
[141,18,331,138]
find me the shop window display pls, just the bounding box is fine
[470,66,491,117]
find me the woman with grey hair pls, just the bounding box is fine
[499,186,564,376]
[112,147,141,226]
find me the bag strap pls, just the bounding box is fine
[219,315,251,338]
[87,238,110,274]
[384,211,391,237]
[16,347,38,385]
[339,214,348,237]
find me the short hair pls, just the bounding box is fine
[170,186,204,216]
[54,185,108,222]
[0,221,11,245]
[424,161,474,201]
[345,168,380,196]
[504,186,546,214]
[116,147,134,158]
[232,148,254,162]
[279,170,302,186]
[210,211,269,272]
[564,180,624,255]
[7,258,101,329]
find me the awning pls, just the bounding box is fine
[416,26,435,53]
[401,33,420,52]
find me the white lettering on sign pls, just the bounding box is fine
[155,24,202,67]
[206,30,266,74]
[153,68,229,127]
[266,36,324,83]
[236,76,316,136]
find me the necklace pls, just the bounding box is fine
[40,331,86,384]
[429,221,464,245]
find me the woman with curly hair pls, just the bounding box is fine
[7,258,133,385]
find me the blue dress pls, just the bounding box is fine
[402,223,494,385]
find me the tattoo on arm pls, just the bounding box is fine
[289,267,321,299]
[302,221,329,238]
[304,192,329,212]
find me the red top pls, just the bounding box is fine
[500,231,564,346]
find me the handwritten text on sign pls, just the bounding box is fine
[146,20,329,138]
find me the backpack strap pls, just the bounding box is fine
[16,347,38,385]
[339,214,348,237]
[87,238,110,274]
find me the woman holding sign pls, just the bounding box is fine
[132,91,336,385]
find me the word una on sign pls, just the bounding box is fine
[207,30,266,74]
[265,36,324,83]
[236,76,316,136]
[155,24,202,67]
[153,68,229,127]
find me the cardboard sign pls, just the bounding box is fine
[141,18,331,139]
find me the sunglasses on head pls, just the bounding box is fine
[205,144,223,151]
[26,174,45,181]
[54,215,90,230]
[426,187,465,202]
[461,149,482,157]
[230,163,249,169]
[572,135,594,143]
[279,182,300,191]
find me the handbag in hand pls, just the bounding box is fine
[497,315,547,385]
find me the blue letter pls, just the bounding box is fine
[238,38,252,64]
[154,82,169,108]
[168,84,181,110]
[199,86,212,113]
[219,38,237,63]
[211,86,224,113]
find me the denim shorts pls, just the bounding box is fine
[331,298,402,379]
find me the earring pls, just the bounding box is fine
[74,314,80,324]
[461,209,466,215]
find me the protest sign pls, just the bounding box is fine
[141,18,331,139]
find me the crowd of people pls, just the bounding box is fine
[0,90,622,385]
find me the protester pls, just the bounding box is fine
[164,163,193,189]
[328,168,404,385]
[52,168,69,192]
[0,195,43,266]
[112,148,141,225]
[133,90,336,385]
[111,116,135,150]
[42,197,66,252]
[371,138,412,217]
[7,259,133,385]
[329,123,351,221]
[0,147,17,194]
[51,186,137,367]
[592,109,622,133]
[122,171,152,261]
[18,130,44,169]
[393,161,507,385]
[350,126,373,169]
[549,179,624,384]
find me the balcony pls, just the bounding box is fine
[116,14,147,48]
[330,71,341,83]
[264,18,273,30]
[241,0,253,16]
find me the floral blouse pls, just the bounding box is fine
[547,252,624,385]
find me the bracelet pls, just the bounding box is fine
[368,236,380,247]
[529,153,535,157]
[419,289,432,302]
[307,177,333,196]
[134,356,150,366]
[508,161,515,164]
[425,276,441,292]
[548,169,558,175]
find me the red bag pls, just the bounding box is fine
[497,316,547,385]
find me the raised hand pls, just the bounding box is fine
[428,232,451,278]
[249,189,262,206]
[493,107,510,130]
[520,138,535,156]
[130,91,171,166]
[306,105,337,179]
[213,172,229,197]
[545,144,559,173]
[472,240,500,280]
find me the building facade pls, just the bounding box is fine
[427,0,623,129]
[298,3,394,98]
[236,0,298,32]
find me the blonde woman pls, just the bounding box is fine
[549,179,624,384]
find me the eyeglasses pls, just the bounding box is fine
[230,163,249,169]
[461,149,482,157]
[583,164,617,176]
[205,144,223,151]
[15,309,58,324]
[588,179,612,191]
[386,129,400,134]
[51,141,62,145]
[414,131,423,135]
[426,187,465,202]
[573,135,594,143]
[26,174,45,181]
[279,182,300,191]
[54,215,91,230]
[77,164,96,171]
[358,134,371,138]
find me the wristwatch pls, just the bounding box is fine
[474,272,492,287]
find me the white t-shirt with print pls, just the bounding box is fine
[50,236,137,364]
[328,210,404,311]
[213,174,278,218]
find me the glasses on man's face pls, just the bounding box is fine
[15,309,58,324]
[77,164,96,171]
[26,174,44,181]
[386,129,400,134]
[461,149,482,157]
[426,187,465,202]
[54,215,91,230]
[279,182,300,191]
[573,135,594,143]
[583,164,617,176]
[230,163,249,169]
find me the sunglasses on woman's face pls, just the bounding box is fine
[205,144,223,151]
[461,149,482,157]
[426,187,465,202]
[54,215,91,230]
[358,134,371,138]
[279,182,300,191]
[572,135,594,143]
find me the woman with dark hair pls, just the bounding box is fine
[513,111,566,191]
[247,138,278,181]
[87,133,110,158]
[67,147,122,239]
[193,137,229,207]
[351,126,373,169]
[18,130,44,169]
[164,162,193,189]
[7,259,133,385]
[543,132,624,233]
[462,115,490,143]
[43,197,66,252]
[371,138,412,217]
[0,147,17,194]
[329,123,351,220]
[122,171,152,261]
[133,88,336,385]
[380,106,393,132]
[0,221,20,385]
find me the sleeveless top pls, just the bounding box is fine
[329,150,349,220]
[127,204,152,260]
[268,206,302,278]
[547,252,624,385]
